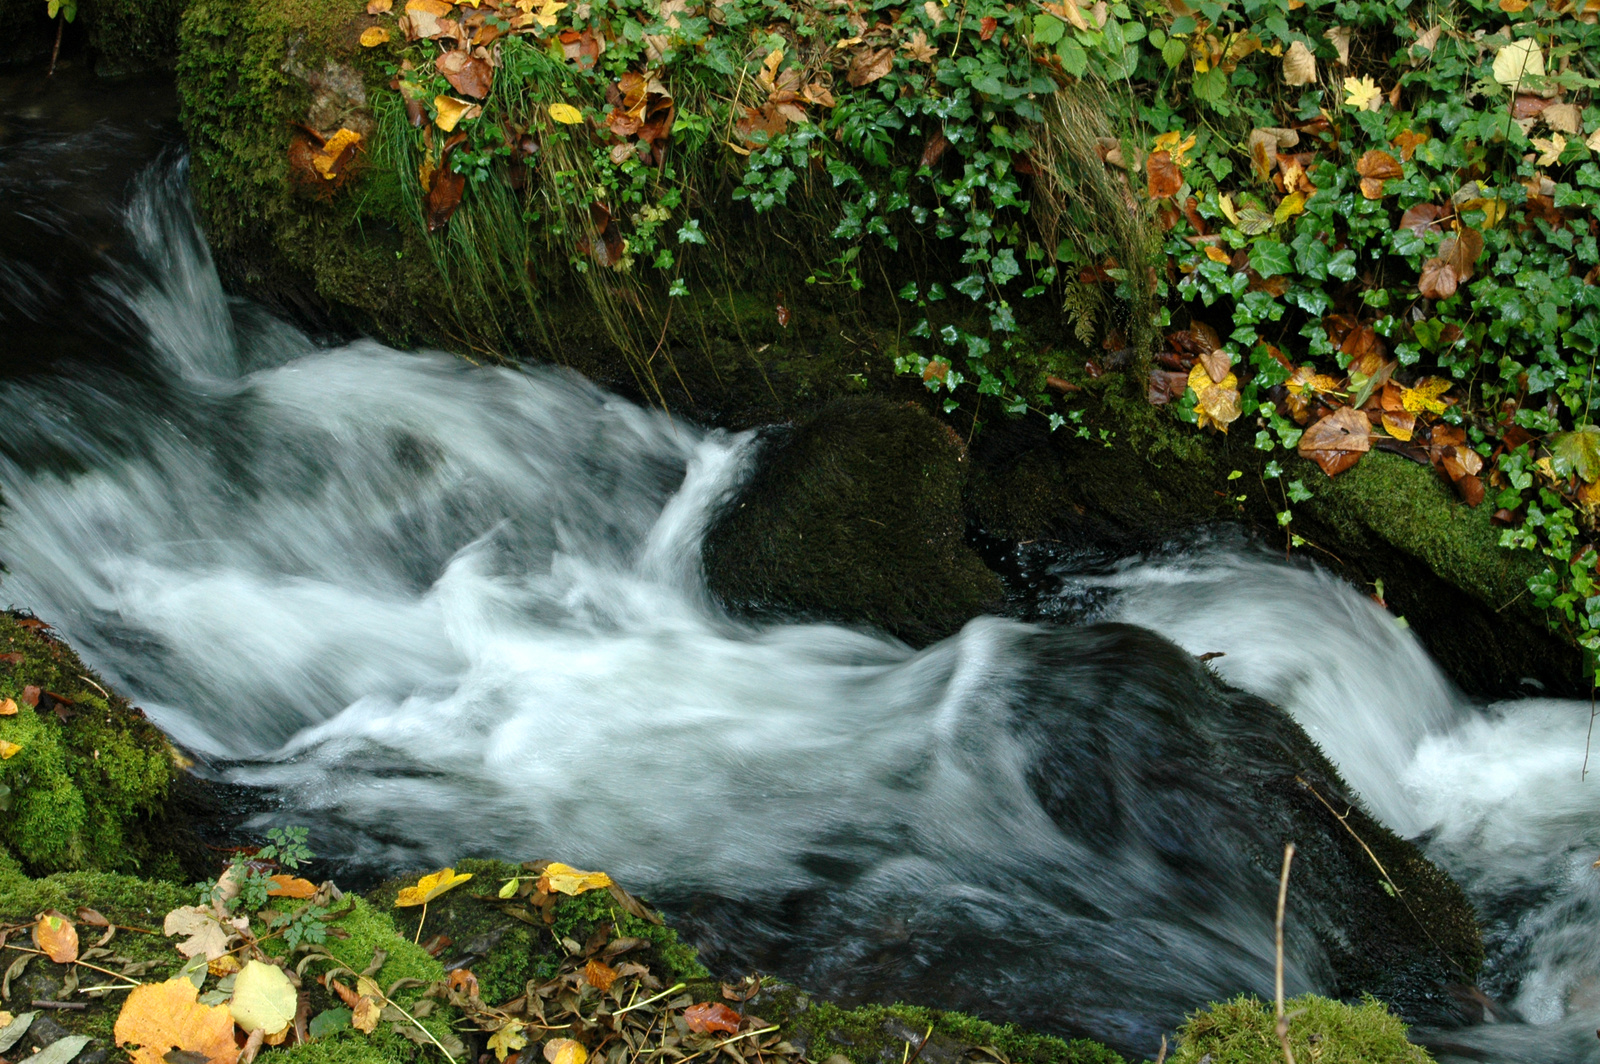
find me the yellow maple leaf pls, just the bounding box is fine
[0,740,19,759]
[395,868,474,907]
[534,0,567,26]
[548,102,585,125]
[360,26,390,47]
[538,862,614,896]
[1343,75,1382,111]
[1532,133,1566,167]
[1400,376,1452,415]
[488,1022,528,1062]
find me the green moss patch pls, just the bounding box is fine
[0,612,177,875]
[1171,995,1434,1064]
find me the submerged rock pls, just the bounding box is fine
[703,397,1003,645]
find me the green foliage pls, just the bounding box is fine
[779,997,1126,1064]
[1170,994,1434,1064]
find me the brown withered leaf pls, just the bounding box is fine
[1398,203,1446,235]
[1439,228,1484,281]
[1298,406,1372,476]
[1148,368,1189,405]
[1147,150,1182,199]
[405,0,453,39]
[1418,258,1458,300]
[438,50,493,98]
[920,128,950,168]
[1198,347,1233,383]
[425,133,468,232]
[847,47,894,87]
[1339,324,1386,376]
[1356,150,1402,199]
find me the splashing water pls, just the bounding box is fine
[1,152,1596,1062]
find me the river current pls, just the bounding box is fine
[1,74,1596,1063]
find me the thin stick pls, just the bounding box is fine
[614,982,687,1016]
[31,999,86,1010]
[414,900,428,946]
[2,946,142,986]
[48,16,63,77]
[674,1025,781,1064]
[1275,842,1296,1064]
[1584,686,1597,780]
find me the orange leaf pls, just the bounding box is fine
[265,875,318,899]
[683,1002,743,1034]
[1391,129,1429,161]
[34,911,78,963]
[1147,150,1182,199]
[0,697,14,716]
[115,978,239,1064]
[583,959,618,992]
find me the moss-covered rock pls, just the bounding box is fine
[0,612,192,877]
[703,397,1003,645]
[1171,994,1434,1064]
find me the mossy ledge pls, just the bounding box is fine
[0,611,208,879]
[171,0,1586,697]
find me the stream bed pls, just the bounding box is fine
[1,69,1597,1064]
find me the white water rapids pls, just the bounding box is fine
[1,164,1597,1061]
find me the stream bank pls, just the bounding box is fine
[155,0,1585,699]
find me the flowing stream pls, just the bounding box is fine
[1,75,1597,1063]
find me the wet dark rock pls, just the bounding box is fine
[703,397,1004,645]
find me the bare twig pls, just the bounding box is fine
[2,945,141,986]
[675,1026,781,1064]
[614,982,688,1016]
[31,999,86,1010]
[1275,842,1297,1064]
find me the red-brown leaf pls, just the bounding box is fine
[1146,150,1182,199]
[437,50,493,98]
[683,1002,743,1034]
[1298,407,1372,476]
[1418,258,1458,300]
[1440,228,1484,282]
[919,128,950,169]
[846,47,894,87]
[979,16,998,39]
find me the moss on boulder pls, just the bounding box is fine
[0,612,190,877]
[703,397,1003,645]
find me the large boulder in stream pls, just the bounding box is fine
[703,398,1003,645]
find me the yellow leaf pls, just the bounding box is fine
[229,961,297,1036]
[313,128,363,180]
[1187,364,1242,433]
[1203,245,1232,264]
[394,867,474,907]
[545,1038,589,1064]
[352,997,380,1034]
[1400,376,1452,415]
[534,0,567,26]
[1381,410,1415,441]
[1343,75,1382,111]
[1274,191,1307,223]
[1217,192,1239,227]
[538,863,614,896]
[435,96,474,132]
[489,1022,528,1062]
[1281,40,1316,86]
[0,698,15,716]
[548,102,585,125]
[0,740,19,759]
[1492,38,1544,87]
[360,26,390,46]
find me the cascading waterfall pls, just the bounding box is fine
[2,149,1596,1062]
